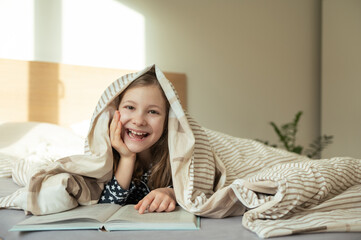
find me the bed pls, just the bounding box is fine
[1,59,361,240]
[1,177,360,240]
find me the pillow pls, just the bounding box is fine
[69,119,91,139]
[0,152,17,178]
[0,122,84,160]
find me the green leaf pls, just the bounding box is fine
[270,121,290,151]
[304,135,334,159]
[256,111,333,159]
[292,146,303,154]
[293,111,303,126]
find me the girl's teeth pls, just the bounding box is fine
[128,129,148,139]
[130,130,145,135]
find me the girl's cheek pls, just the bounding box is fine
[118,110,129,123]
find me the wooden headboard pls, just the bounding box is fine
[0,59,186,127]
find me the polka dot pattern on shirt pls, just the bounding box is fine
[98,171,150,205]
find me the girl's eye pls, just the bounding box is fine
[149,110,159,115]
[125,106,134,110]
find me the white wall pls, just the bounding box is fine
[121,0,321,148]
[0,0,145,69]
[0,0,322,152]
[0,0,34,60]
[322,0,361,158]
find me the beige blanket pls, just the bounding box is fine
[1,65,361,238]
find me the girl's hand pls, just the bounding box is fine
[110,111,135,158]
[134,188,176,214]
[111,111,136,190]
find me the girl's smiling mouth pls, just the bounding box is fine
[127,129,150,140]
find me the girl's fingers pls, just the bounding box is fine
[109,111,119,141]
[148,197,162,213]
[109,111,119,132]
[109,111,127,152]
[135,191,155,214]
[135,189,176,214]
[165,201,176,212]
[114,118,122,142]
[155,200,170,213]
[137,195,154,214]
[134,199,143,210]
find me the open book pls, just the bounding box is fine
[10,204,200,232]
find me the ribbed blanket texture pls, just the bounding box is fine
[1,65,360,238]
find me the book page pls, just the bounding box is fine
[17,204,121,225]
[107,205,196,224]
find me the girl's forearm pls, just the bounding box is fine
[114,155,136,190]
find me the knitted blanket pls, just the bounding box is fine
[1,65,361,238]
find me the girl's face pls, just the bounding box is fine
[118,84,167,154]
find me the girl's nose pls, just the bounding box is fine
[132,113,146,126]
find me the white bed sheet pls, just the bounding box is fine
[1,177,361,240]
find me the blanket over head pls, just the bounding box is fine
[1,65,361,238]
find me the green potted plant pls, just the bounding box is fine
[257,111,333,159]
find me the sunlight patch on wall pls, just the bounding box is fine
[62,0,145,70]
[0,0,34,60]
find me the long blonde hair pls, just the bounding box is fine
[113,69,172,189]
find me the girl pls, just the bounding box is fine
[98,70,176,214]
